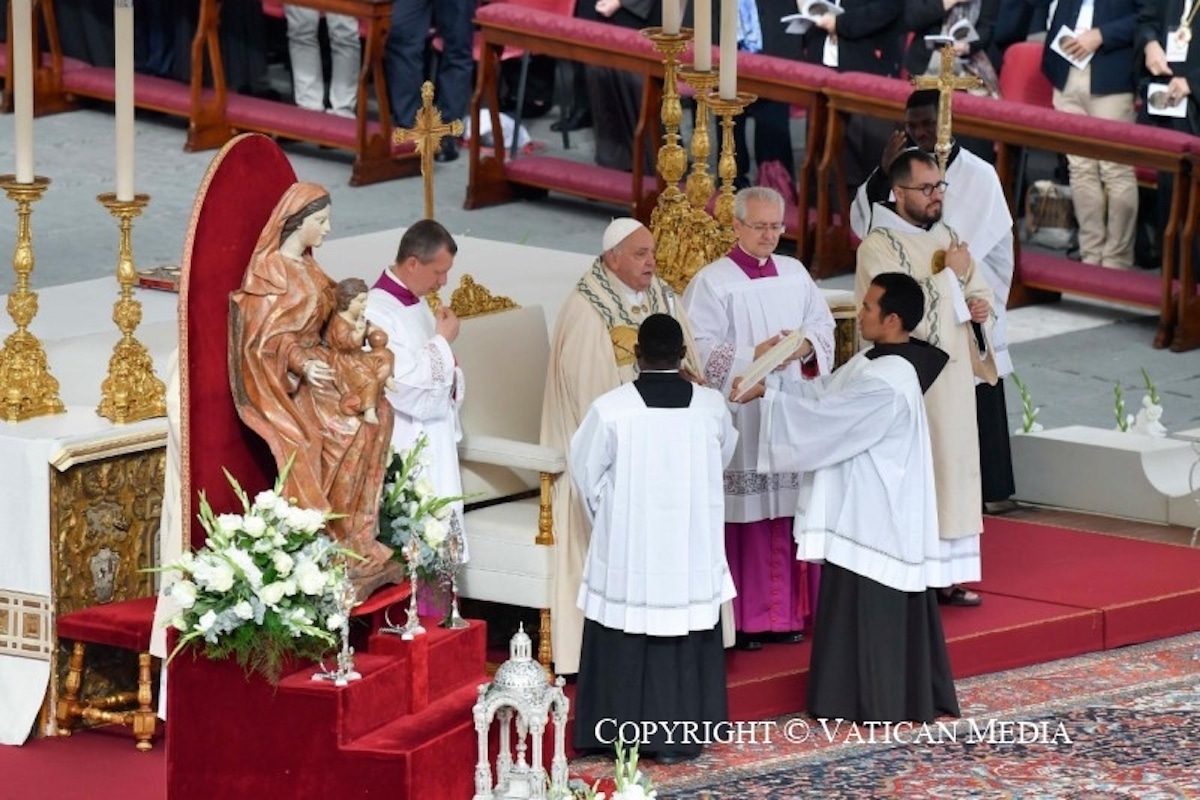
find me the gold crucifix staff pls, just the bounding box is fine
[910,42,982,176]
[393,81,464,220]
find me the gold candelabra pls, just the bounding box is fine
[96,193,166,424]
[707,91,756,233]
[0,175,65,422]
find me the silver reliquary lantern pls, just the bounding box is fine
[472,625,568,800]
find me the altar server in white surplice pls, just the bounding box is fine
[571,314,737,764]
[365,219,467,562]
[855,149,997,607]
[682,186,836,651]
[740,272,959,725]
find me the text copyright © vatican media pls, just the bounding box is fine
[593,718,1074,747]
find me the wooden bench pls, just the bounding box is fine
[30,0,418,186]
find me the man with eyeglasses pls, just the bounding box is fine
[849,89,1018,522]
[856,148,998,609]
[682,186,836,651]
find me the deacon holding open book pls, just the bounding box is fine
[733,272,960,724]
[682,187,836,651]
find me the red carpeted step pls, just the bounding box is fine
[978,518,1200,648]
[368,617,488,712]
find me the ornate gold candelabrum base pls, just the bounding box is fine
[678,67,718,212]
[643,27,697,295]
[708,91,756,244]
[0,175,65,423]
[96,193,166,424]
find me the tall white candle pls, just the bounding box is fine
[718,0,738,99]
[694,0,713,71]
[114,0,135,201]
[12,0,35,183]
[663,0,681,34]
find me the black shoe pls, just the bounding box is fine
[765,631,805,644]
[734,633,763,651]
[434,137,460,163]
[551,108,593,133]
[655,751,699,765]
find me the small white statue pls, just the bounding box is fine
[1132,395,1167,437]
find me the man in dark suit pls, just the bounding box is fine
[1040,0,1139,268]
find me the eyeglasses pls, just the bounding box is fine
[896,181,949,197]
[741,222,786,233]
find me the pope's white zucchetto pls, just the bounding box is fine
[602,217,646,253]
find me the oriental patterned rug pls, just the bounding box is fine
[571,632,1200,798]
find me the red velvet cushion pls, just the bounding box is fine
[477,3,656,60]
[739,51,831,92]
[57,596,158,652]
[825,71,911,104]
[179,135,297,549]
[225,94,370,147]
[997,41,1054,107]
[1019,252,1165,308]
[506,156,658,203]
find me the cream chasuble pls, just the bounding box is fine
[855,206,996,581]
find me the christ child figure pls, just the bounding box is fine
[327,277,396,424]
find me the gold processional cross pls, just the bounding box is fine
[393,81,465,220]
[910,43,982,176]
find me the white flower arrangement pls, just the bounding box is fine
[377,433,465,583]
[554,743,658,800]
[156,461,348,683]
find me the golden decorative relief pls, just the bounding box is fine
[610,325,639,368]
[450,274,518,318]
[50,448,165,616]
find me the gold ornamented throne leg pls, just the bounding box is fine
[55,640,86,735]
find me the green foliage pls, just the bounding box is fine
[1114,383,1129,432]
[1011,372,1040,433]
[1140,368,1160,405]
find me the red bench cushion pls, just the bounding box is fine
[57,596,158,653]
[506,156,657,204]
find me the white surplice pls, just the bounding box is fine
[682,254,836,521]
[757,351,947,592]
[571,382,738,636]
[851,148,1014,376]
[366,274,467,555]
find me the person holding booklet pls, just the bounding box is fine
[682,187,836,651]
[733,272,960,724]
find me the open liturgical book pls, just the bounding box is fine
[782,0,842,34]
[730,327,808,401]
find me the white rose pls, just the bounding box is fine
[242,515,267,537]
[226,548,263,589]
[293,561,326,596]
[272,551,295,577]
[215,514,243,535]
[205,562,235,593]
[423,517,448,548]
[257,581,288,607]
[254,490,280,510]
[282,579,298,597]
[232,600,255,620]
[326,613,346,631]
[169,580,198,609]
[195,609,218,633]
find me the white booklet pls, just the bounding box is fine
[1146,83,1188,118]
[782,0,843,34]
[1049,25,1095,69]
[948,18,980,45]
[730,327,808,401]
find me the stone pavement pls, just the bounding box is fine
[0,99,1195,434]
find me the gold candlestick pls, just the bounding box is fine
[0,175,65,423]
[96,193,166,424]
[707,91,756,239]
[678,66,718,211]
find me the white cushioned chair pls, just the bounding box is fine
[449,282,564,669]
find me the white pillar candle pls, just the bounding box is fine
[694,0,712,71]
[12,0,35,183]
[718,0,738,99]
[114,0,136,201]
[662,0,681,34]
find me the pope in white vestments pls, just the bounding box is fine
[683,187,836,649]
[571,314,737,762]
[365,220,467,570]
[855,150,998,602]
[751,272,960,724]
[541,218,702,675]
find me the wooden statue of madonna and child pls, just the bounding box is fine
[229,182,404,599]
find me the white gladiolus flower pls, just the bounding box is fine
[216,513,243,534]
[294,561,326,595]
[170,615,188,631]
[253,489,280,509]
[415,477,436,500]
[257,581,288,607]
[434,503,453,521]
[232,600,255,620]
[169,580,198,609]
[226,548,263,589]
[326,613,346,631]
[196,609,218,633]
[204,562,236,593]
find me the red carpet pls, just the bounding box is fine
[3,518,1198,799]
